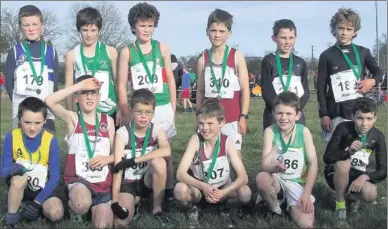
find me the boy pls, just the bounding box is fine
[64,7,119,128]
[255,91,318,228]
[117,2,177,204]
[45,75,115,228]
[181,65,194,113]
[174,98,251,228]
[323,97,386,223]
[1,97,63,228]
[110,88,172,227]
[5,5,59,133]
[317,8,383,142]
[260,19,310,130]
[196,9,250,159]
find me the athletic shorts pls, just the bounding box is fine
[152,103,176,139]
[120,176,153,199]
[221,121,242,151]
[324,164,366,191]
[181,89,190,99]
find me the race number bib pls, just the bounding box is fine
[94,71,110,101]
[204,67,234,99]
[330,70,362,102]
[350,148,371,172]
[124,145,156,180]
[201,155,230,187]
[272,75,304,97]
[14,62,48,98]
[131,62,163,93]
[75,149,109,184]
[277,147,304,180]
[17,160,48,192]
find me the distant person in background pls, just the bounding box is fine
[171,54,183,89]
[0,72,5,94]
[181,66,194,113]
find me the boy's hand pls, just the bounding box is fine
[89,155,112,169]
[238,118,247,135]
[202,184,219,203]
[111,202,129,219]
[275,158,287,173]
[23,200,41,221]
[349,140,363,154]
[320,116,332,132]
[80,78,102,91]
[9,163,26,177]
[356,79,375,93]
[348,175,368,194]
[298,193,313,214]
[113,157,136,173]
[213,189,226,201]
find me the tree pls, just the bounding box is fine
[373,34,387,73]
[64,1,133,51]
[0,7,61,54]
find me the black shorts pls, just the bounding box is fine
[120,176,153,199]
[108,111,119,131]
[66,179,112,206]
[324,164,365,191]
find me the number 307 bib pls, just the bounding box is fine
[272,75,304,97]
[330,70,362,102]
[204,67,235,99]
[131,62,163,93]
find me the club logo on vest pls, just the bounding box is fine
[332,65,338,71]
[16,148,23,158]
[99,60,108,69]
[16,54,27,66]
[156,58,160,65]
[100,123,108,132]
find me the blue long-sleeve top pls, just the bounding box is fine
[1,130,60,204]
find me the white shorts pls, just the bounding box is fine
[221,121,242,151]
[321,117,351,142]
[274,174,315,209]
[152,103,176,139]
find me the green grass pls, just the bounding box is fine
[0,93,387,228]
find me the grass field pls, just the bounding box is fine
[0,92,387,228]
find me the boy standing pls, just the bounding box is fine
[117,2,177,204]
[5,5,59,133]
[255,91,318,228]
[45,76,115,228]
[196,9,250,158]
[317,8,383,142]
[260,19,310,130]
[181,66,194,113]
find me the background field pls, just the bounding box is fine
[0,92,387,228]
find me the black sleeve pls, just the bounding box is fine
[317,52,328,118]
[260,56,277,110]
[367,131,387,183]
[299,59,310,109]
[364,48,383,84]
[5,48,15,101]
[52,48,59,92]
[323,123,350,164]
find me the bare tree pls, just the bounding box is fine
[373,34,387,73]
[64,1,133,51]
[0,7,61,54]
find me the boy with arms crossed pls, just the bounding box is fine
[64,7,119,128]
[1,97,63,228]
[110,89,172,227]
[5,5,59,133]
[323,97,386,223]
[196,9,250,158]
[317,8,383,142]
[255,91,318,228]
[117,2,177,204]
[174,98,251,228]
[45,76,115,228]
[260,19,310,130]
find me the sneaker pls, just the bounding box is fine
[187,206,200,228]
[132,202,141,222]
[220,211,234,228]
[154,212,171,227]
[69,211,84,224]
[334,208,351,228]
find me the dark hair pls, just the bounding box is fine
[352,97,377,116]
[272,19,297,37]
[130,89,156,109]
[76,7,102,31]
[273,91,300,113]
[196,98,225,122]
[207,9,233,31]
[128,2,160,35]
[18,5,43,25]
[75,74,94,84]
[18,97,47,120]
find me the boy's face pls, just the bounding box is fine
[134,19,155,43]
[353,111,376,135]
[206,22,231,48]
[20,15,43,41]
[131,103,154,129]
[273,104,300,131]
[20,110,46,138]
[335,21,356,45]
[74,89,100,113]
[197,115,224,140]
[272,28,296,54]
[80,24,100,47]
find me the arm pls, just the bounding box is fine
[64,50,75,110]
[117,47,131,125]
[112,133,126,202]
[236,51,250,116]
[302,128,318,196]
[323,124,350,164]
[5,48,15,101]
[365,132,387,183]
[220,137,248,195]
[317,53,329,118]
[364,48,383,84]
[134,127,171,163]
[0,132,14,177]
[107,46,118,85]
[35,137,60,204]
[107,116,116,164]
[260,56,276,110]
[261,127,279,173]
[196,54,205,106]
[161,43,176,113]
[52,48,59,92]
[299,60,310,109]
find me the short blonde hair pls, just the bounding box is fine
[330,8,361,38]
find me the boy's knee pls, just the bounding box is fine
[362,183,377,202]
[43,198,64,222]
[68,184,92,213]
[174,182,189,201]
[238,185,251,203]
[334,160,351,173]
[10,175,28,189]
[150,158,167,174]
[256,172,272,189]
